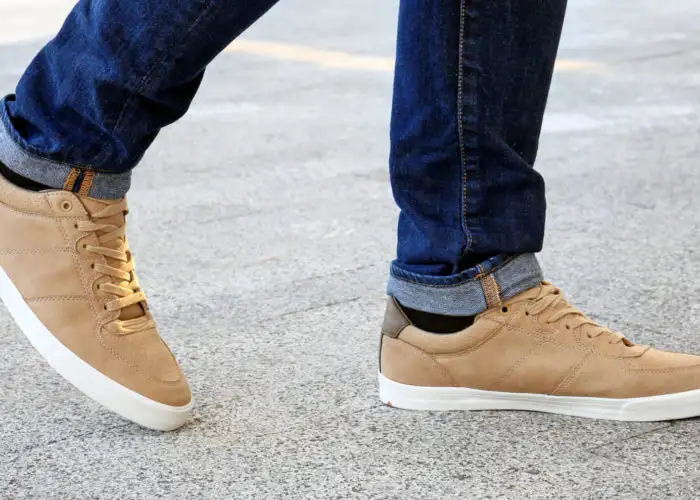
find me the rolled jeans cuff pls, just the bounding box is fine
[387,253,544,316]
[0,98,131,199]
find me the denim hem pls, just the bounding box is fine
[390,254,511,286]
[0,102,131,199]
[387,253,543,316]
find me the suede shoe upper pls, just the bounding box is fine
[0,173,191,407]
[380,282,700,399]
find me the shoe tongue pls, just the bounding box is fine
[119,302,146,321]
[79,197,123,221]
[79,197,145,321]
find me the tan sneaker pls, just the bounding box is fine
[379,282,700,421]
[0,173,192,431]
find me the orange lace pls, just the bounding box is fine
[77,200,146,314]
[524,284,627,345]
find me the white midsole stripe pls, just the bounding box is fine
[378,372,700,422]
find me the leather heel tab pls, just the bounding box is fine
[381,297,412,338]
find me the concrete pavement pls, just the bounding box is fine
[2,0,700,498]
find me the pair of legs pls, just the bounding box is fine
[0,0,559,308]
[2,0,700,430]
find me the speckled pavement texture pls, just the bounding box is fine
[1,0,700,498]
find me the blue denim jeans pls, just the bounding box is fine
[0,0,567,316]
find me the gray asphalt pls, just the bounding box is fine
[2,0,700,498]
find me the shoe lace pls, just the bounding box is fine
[525,284,629,345]
[76,199,147,317]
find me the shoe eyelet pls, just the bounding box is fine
[60,200,72,211]
[525,311,530,316]
[90,263,95,270]
[501,306,508,313]
[566,325,570,330]
[74,223,79,229]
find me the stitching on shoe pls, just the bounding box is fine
[55,217,149,379]
[508,320,630,359]
[503,309,592,352]
[74,221,167,383]
[56,217,160,382]
[507,324,591,354]
[493,338,548,390]
[551,354,592,395]
[626,365,700,374]
[95,332,181,385]
[25,295,89,303]
[0,199,61,218]
[433,322,507,358]
[0,179,48,213]
[3,205,174,385]
[58,217,96,315]
[0,198,83,219]
[397,338,458,387]
[0,247,72,255]
[70,218,178,385]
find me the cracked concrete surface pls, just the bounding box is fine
[2,0,700,498]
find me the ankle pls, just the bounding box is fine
[0,162,52,191]
[398,301,475,333]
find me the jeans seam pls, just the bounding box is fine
[108,0,221,158]
[457,0,471,253]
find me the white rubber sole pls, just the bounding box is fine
[378,372,700,421]
[0,266,193,431]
